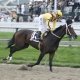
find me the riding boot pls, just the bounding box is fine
[35,31,41,40]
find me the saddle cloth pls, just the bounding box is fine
[30,31,39,42]
[30,31,48,42]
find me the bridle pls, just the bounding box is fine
[66,23,72,36]
[51,24,72,39]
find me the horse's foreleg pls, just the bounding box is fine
[49,53,55,72]
[28,53,45,67]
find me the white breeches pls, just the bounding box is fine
[38,15,48,33]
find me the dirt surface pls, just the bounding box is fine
[0,64,80,80]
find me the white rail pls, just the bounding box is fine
[0,22,80,35]
[0,39,80,47]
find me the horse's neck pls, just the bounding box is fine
[54,26,66,39]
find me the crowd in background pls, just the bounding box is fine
[0,0,80,22]
[16,0,53,22]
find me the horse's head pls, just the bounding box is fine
[66,19,77,40]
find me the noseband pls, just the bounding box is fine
[66,24,72,36]
[51,24,72,39]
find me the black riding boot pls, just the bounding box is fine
[35,31,41,40]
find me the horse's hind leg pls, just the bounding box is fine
[7,44,29,61]
[28,53,45,67]
[7,46,16,61]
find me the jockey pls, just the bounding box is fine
[35,10,63,40]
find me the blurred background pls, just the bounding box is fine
[0,0,80,22]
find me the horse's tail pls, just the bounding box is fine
[6,33,15,48]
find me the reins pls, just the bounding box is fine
[66,24,72,36]
[51,31,61,38]
[51,24,72,39]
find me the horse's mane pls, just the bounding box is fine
[53,25,65,33]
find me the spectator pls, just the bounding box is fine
[11,10,17,22]
[35,4,41,16]
[72,0,80,12]
[16,4,21,14]
[74,14,80,22]
[21,4,25,14]
[47,2,52,12]
[29,4,34,21]
[40,1,47,13]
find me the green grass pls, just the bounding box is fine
[0,41,80,67]
[0,32,80,67]
[0,32,14,39]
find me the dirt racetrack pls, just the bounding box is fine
[0,64,80,80]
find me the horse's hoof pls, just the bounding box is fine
[50,69,53,72]
[19,65,28,70]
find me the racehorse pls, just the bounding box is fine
[5,19,77,71]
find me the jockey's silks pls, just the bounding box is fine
[41,13,57,31]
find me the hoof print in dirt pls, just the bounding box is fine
[19,65,32,71]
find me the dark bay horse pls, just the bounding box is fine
[6,20,77,71]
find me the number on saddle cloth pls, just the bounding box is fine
[30,31,36,41]
[30,31,41,41]
[30,30,49,41]
[35,31,41,40]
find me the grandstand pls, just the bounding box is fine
[0,0,80,22]
[0,0,29,6]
